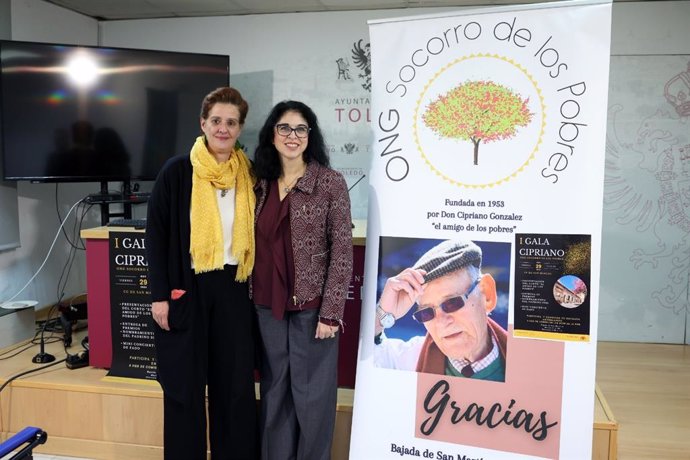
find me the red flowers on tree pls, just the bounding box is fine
[423,81,533,165]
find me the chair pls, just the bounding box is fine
[0,426,47,460]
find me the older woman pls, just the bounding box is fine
[146,87,257,460]
[252,100,353,460]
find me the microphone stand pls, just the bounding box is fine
[32,314,56,364]
[347,175,366,231]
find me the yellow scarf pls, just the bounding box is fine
[189,136,255,281]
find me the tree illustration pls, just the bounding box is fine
[422,81,533,165]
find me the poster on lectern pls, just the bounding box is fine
[108,231,157,380]
[350,1,611,459]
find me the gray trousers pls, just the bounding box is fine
[255,306,339,460]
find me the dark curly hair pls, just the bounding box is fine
[253,101,330,180]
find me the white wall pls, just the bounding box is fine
[0,0,9,36]
[603,1,690,343]
[9,0,96,43]
[2,1,689,345]
[100,1,690,344]
[100,7,452,222]
[0,0,99,347]
[611,0,690,54]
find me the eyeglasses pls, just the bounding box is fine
[412,279,479,323]
[275,123,310,138]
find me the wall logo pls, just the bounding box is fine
[606,105,690,315]
[336,57,351,80]
[414,54,545,188]
[336,39,371,91]
[664,60,690,118]
[342,142,358,155]
[352,39,371,91]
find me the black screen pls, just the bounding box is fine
[0,41,229,182]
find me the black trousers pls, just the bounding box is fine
[155,266,257,460]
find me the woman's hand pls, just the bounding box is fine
[151,300,170,331]
[315,322,339,340]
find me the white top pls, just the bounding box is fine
[217,187,239,266]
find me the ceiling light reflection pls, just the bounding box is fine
[66,51,99,88]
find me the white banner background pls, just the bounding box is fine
[351,1,612,459]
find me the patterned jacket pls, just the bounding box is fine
[253,161,353,323]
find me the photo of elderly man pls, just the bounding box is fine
[374,238,509,382]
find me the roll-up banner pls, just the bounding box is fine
[351,1,612,459]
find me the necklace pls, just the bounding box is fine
[279,163,307,194]
[279,175,301,194]
[220,189,228,197]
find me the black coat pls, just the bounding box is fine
[146,154,194,303]
[145,154,197,403]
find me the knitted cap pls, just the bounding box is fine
[413,240,482,283]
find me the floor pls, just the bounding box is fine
[7,342,690,460]
[33,456,91,460]
[595,341,690,459]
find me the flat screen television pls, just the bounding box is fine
[0,40,229,182]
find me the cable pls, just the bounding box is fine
[56,198,93,347]
[54,187,91,312]
[78,202,96,237]
[0,358,67,396]
[56,237,78,303]
[55,183,85,250]
[63,328,89,361]
[0,343,34,360]
[31,317,63,338]
[0,361,64,455]
[1,198,86,306]
[58,200,96,305]
[31,304,60,363]
[30,336,61,346]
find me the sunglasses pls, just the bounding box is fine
[412,279,479,323]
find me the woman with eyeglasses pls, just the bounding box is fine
[251,100,353,460]
[146,87,257,459]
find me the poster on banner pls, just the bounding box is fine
[351,1,612,459]
[108,231,157,380]
[514,233,591,341]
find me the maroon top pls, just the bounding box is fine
[252,163,352,328]
[253,180,320,320]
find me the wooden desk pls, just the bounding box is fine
[593,384,618,459]
[80,226,143,369]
